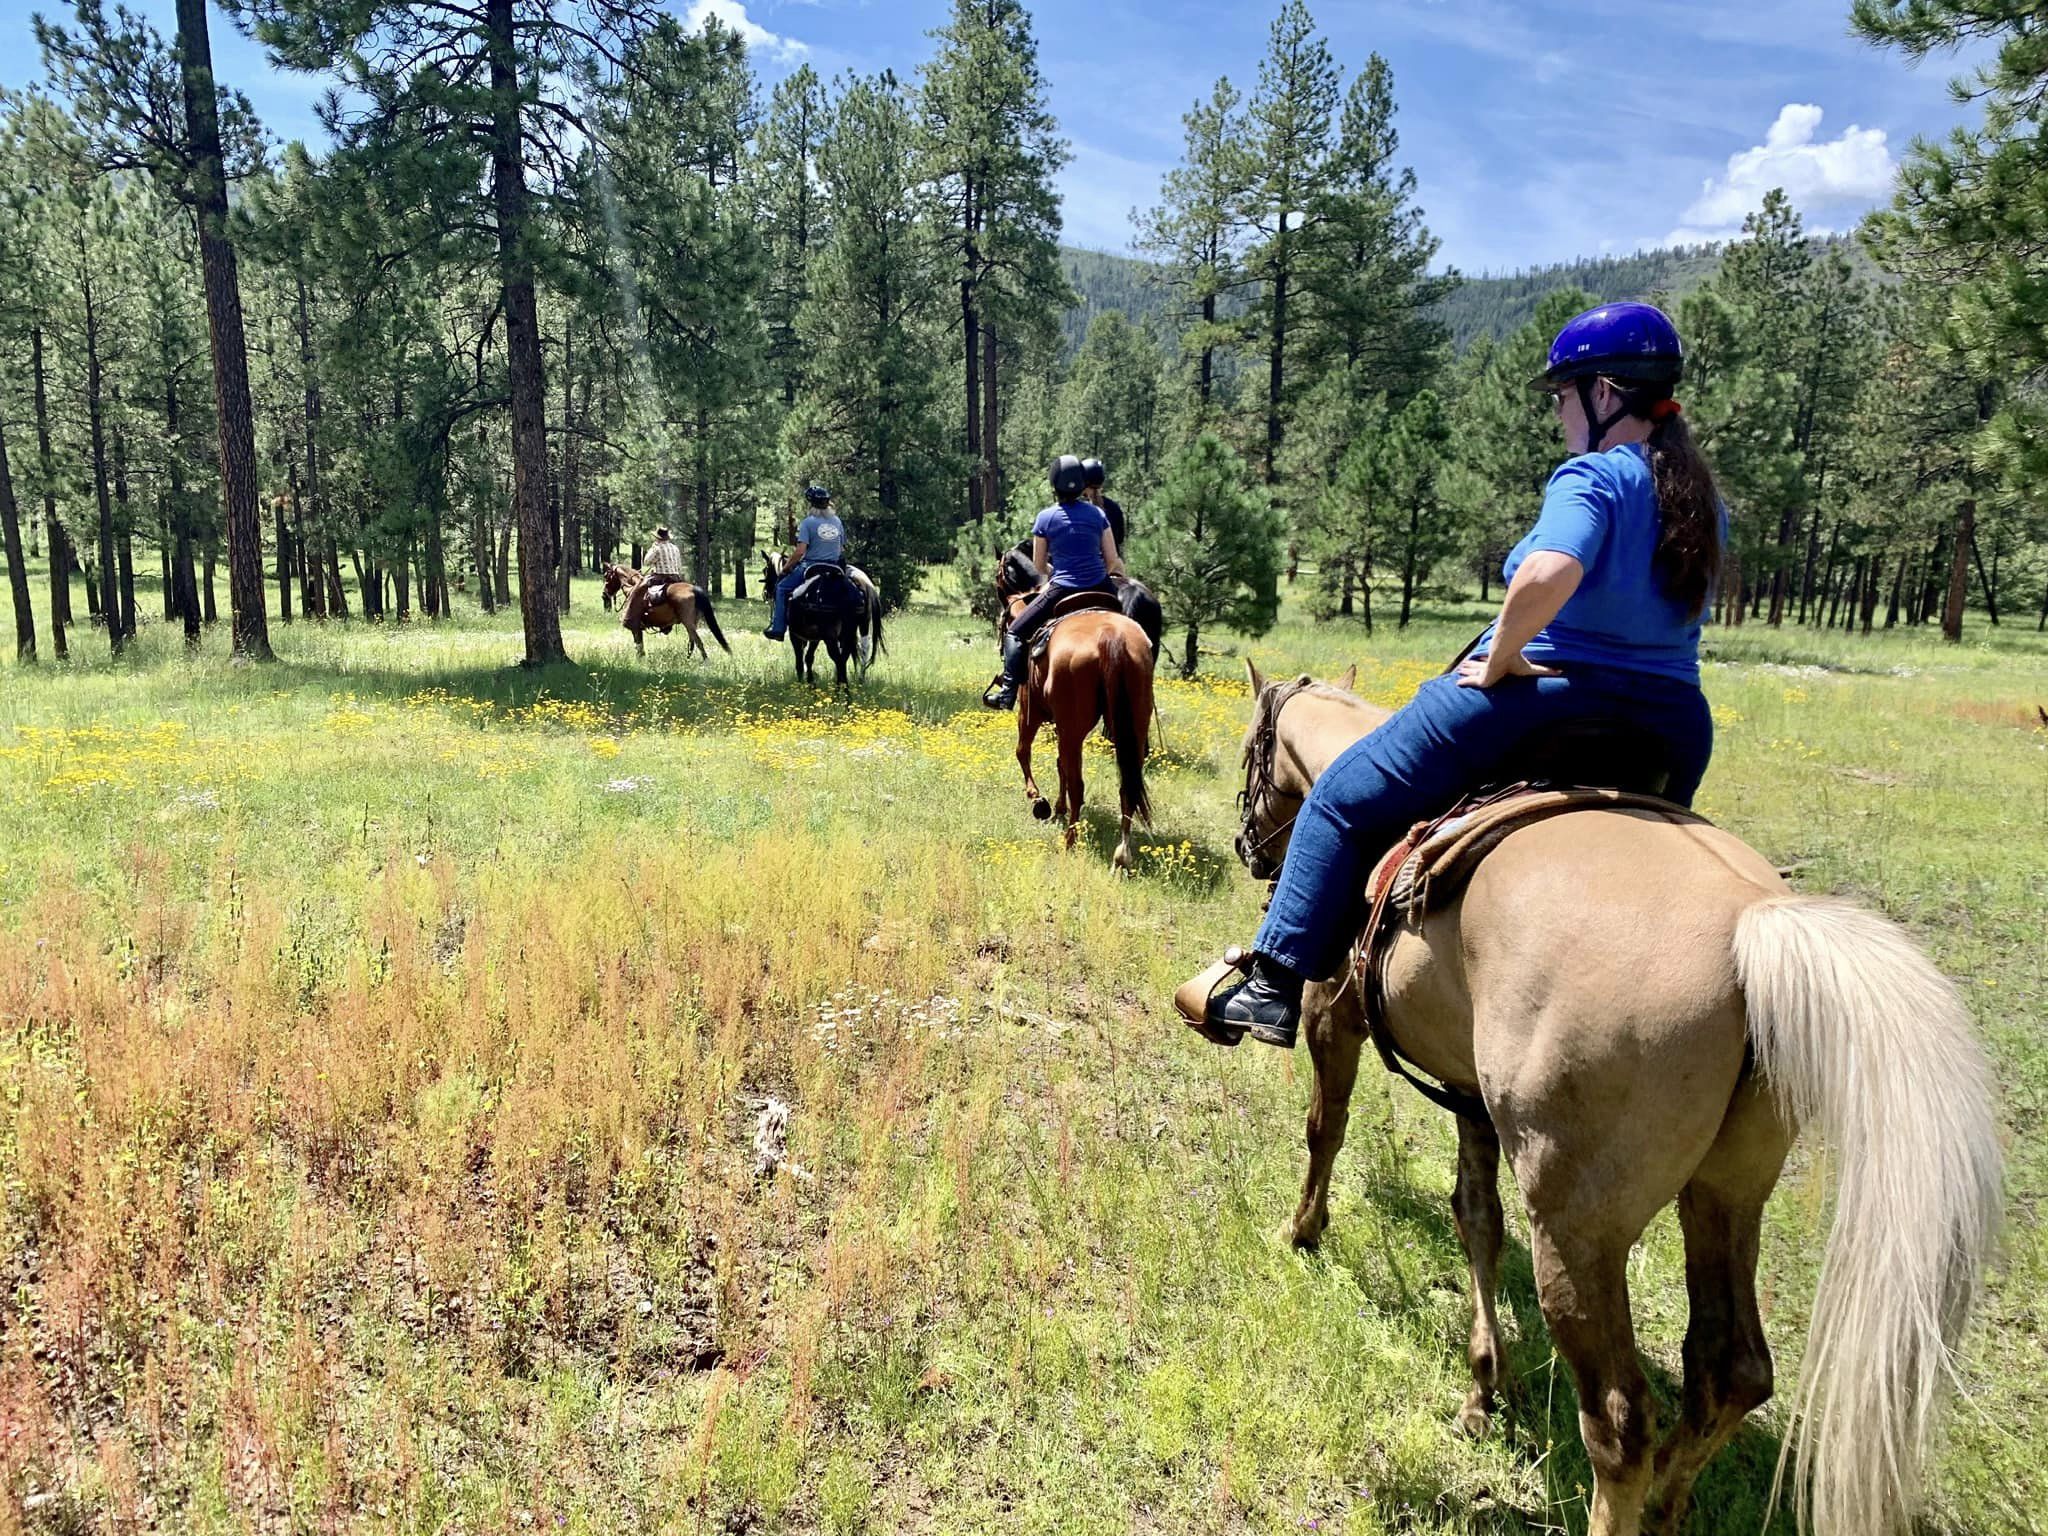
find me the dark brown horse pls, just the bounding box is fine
[762,554,882,690]
[994,563,1155,871]
[606,563,730,658]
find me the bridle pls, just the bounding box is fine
[1235,675,1316,875]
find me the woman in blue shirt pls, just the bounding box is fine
[983,455,1125,710]
[1194,302,1726,1047]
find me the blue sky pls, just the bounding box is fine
[0,0,1987,273]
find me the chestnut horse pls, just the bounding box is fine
[1226,660,2000,1536]
[995,561,1155,871]
[605,563,730,658]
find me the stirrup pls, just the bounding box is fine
[1174,945,1251,1047]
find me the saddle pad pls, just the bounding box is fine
[792,567,862,614]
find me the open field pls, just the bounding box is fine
[2,575,2044,1535]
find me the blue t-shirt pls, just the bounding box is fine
[798,511,844,564]
[1479,444,1707,684]
[1032,500,1110,587]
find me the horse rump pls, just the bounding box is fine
[1100,621,1153,825]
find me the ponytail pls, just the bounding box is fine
[1618,387,1722,619]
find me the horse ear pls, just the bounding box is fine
[1336,663,1357,693]
[1245,657,1266,697]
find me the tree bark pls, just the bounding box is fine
[1941,499,1973,643]
[1265,211,1289,485]
[77,252,121,655]
[1181,619,1200,679]
[111,405,137,640]
[202,541,218,624]
[275,495,294,623]
[982,318,1001,526]
[1970,531,1999,626]
[166,372,201,646]
[495,512,512,605]
[31,325,69,655]
[961,193,983,525]
[487,0,566,667]
[474,505,495,613]
[1885,555,1904,631]
[0,412,34,660]
[692,406,712,588]
[177,0,272,660]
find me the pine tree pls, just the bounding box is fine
[786,73,955,604]
[1131,431,1282,676]
[1239,0,1337,483]
[40,0,276,658]
[1055,311,1164,502]
[1137,79,1251,424]
[919,0,1069,528]
[228,0,665,666]
[1298,55,1454,405]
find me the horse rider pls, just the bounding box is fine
[765,485,848,641]
[1188,301,1724,1049]
[625,525,686,627]
[983,454,1125,710]
[1081,458,1126,558]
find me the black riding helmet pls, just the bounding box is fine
[804,484,832,508]
[1049,455,1087,501]
[1080,458,1106,488]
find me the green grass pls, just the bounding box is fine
[0,567,2043,1535]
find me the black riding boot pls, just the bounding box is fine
[983,631,1028,710]
[1203,953,1304,1048]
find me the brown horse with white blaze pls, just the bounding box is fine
[998,578,1155,871]
[1229,658,2001,1536]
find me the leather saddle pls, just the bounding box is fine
[791,563,864,617]
[1028,590,1123,665]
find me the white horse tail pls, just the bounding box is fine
[1733,896,2002,1536]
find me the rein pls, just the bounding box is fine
[1236,676,1316,862]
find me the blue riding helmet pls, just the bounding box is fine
[1531,302,1685,389]
[1532,302,1685,453]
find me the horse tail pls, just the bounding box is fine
[1733,896,2001,1536]
[869,590,885,658]
[696,588,731,653]
[1102,623,1152,826]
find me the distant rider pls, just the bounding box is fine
[983,455,1125,710]
[1081,458,1126,558]
[765,485,847,641]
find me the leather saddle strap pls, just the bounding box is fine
[1354,789,1530,1124]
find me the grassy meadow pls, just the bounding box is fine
[1,567,2044,1535]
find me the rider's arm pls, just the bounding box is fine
[1033,535,1051,578]
[1473,552,1583,683]
[1099,527,1125,578]
[788,541,808,564]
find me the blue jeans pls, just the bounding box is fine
[1254,666,1714,979]
[768,564,812,633]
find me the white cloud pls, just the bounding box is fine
[685,0,808,64]
[1665,103,1893,243]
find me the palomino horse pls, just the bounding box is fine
[761,554,882,690]
[995,562,1155,871]
[1228,660,1999,1536]
[606,563,731,658]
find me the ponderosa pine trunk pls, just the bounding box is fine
[1942,499,1973,643]
[31,325,68,656]
[177,0,270,659]
[0,412,34,660]
[79,254,120,656]
[111,404,137,640]
[487,0,565,666]
[982,318,1001,526]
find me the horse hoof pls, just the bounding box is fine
[1455,1397,1493,1440]
[1031,799,1052,821]
[1290,1213,1326,1250]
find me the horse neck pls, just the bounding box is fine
[1279,690,1392,788]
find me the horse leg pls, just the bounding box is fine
[1016,683,1050,819]
[1054,713,1086,850]
[632,625,644,657]
[1291,979,1363,1249]
[1644,1079,1792,1535]
[1527,1218,1657,1536]
[1452,1115,1508,1438]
